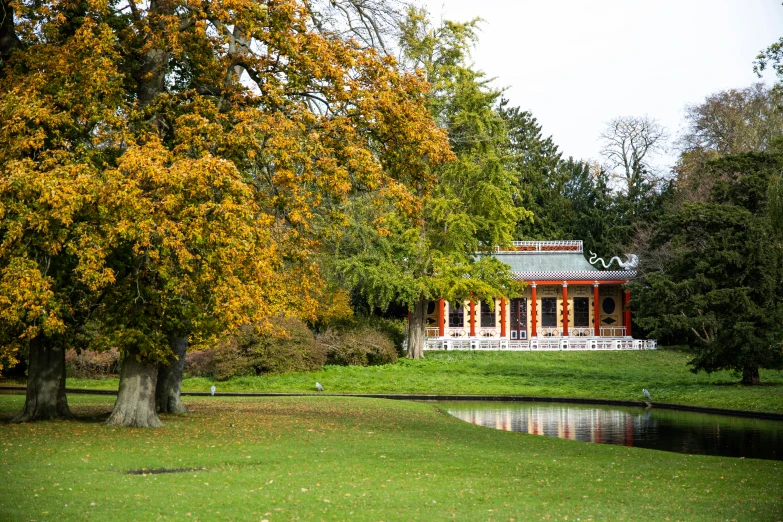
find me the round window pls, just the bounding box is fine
[427,301,436,315]
[602,297,616,315]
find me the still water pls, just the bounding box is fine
[440,401,783,460]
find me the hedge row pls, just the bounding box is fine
[62,318,402,380]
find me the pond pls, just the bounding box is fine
[439,401,783,461]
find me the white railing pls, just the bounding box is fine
[600,326,627,337]
[425,338,657,351]
[479,329,499,338]
[496,240,583,253]
[539,327,562,338]
[431,327,627,340]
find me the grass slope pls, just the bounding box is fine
[64,350,783,413]
[1,394,781,521]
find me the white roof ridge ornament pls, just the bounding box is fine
[588,251,639,270]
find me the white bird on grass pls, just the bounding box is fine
[642,388,652,408]
[315,382,324,392]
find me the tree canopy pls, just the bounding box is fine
[633,153,783,384]
[0,0,450,424]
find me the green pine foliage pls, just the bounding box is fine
[334,8,528,357]
[633,153,783,384]
[499,100,668,259]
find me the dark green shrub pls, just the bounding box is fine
[212,317,326,380]
[318,327,397,366]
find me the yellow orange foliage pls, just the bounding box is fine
[0,0,451,367]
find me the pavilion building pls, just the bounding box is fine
[423,240,656,351]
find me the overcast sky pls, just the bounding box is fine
[418,0,782,171]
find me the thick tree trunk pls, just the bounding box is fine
[156,336,188,414]
[407,297,427,359]
[106,355,162,428]
[14,336,72,422]
[0,0,21,63]
[742,365,761,385]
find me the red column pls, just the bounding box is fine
[469,298,476,337]
[593,282,600,336]
[531,283,537,338]
[438,298,445,337]
[562,282,569,337]
[500,298,506,338]
[624,288,632,337]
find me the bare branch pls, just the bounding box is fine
[301,0,407,55]
[599,115,669,194]
[127,0,140,21]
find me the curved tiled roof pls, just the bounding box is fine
[492,252,598,273]
[482,247,636,281]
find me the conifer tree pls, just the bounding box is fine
[633,153,783,384]
[337,8,526,358]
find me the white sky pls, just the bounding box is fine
[418,0,783,170]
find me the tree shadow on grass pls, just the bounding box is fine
[0,406,112,424]
[708,381,782,387]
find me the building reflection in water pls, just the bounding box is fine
[441,402,783,461]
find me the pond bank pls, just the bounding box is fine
[3,386,783,420]
[4,350,783,413]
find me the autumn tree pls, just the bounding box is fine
[679,83,783,156]
[0,9,130,421]
[0,0,449,426]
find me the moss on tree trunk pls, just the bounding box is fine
[14,336,72,422]
[156,336,188,414]
[106,355,162,428]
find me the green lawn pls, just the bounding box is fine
[62,350,783,413]
[1,394,781,521]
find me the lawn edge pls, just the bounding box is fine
[2,386,782,420]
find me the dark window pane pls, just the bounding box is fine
[480,300,496,327]
[542,297,557,327]
[449,303,464,328]
[602,297,616,315]
[426,301,436,315]
[574,297,589,327]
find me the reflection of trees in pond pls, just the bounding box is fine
[442,402,783,460]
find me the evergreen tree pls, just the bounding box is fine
[633,153,783,384]
[498,100,569,241]
[337,8,526,358]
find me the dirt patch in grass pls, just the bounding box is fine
[126,467,206,475]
